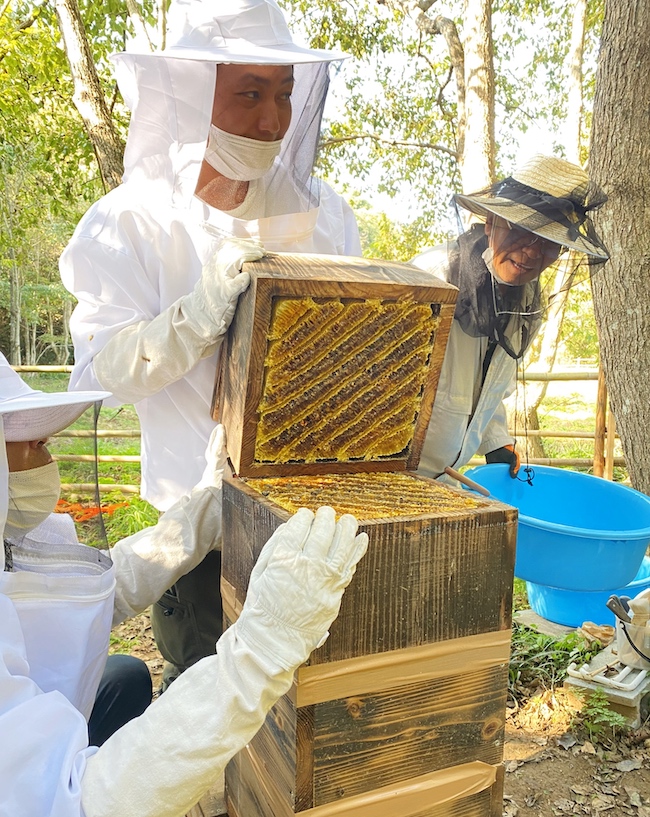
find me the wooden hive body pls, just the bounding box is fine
[213,253,458,478]
[217,253,517,816]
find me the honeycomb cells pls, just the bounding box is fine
[254,297,440,464]
[245,472,481,520]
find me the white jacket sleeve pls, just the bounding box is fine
[110,486,221,626]
[111,426,228,625]
[81,507,368,817]
[0,595,94,817]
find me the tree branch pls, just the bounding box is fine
[0,0,46,62]
[320,131,458,158]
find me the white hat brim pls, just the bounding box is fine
[1,390,110,442]
[113,40,348,66]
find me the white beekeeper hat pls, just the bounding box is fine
[0,354,109,442]
[121,0,347,64]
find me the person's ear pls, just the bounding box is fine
[28,438,48,450]
[484,217,493,236]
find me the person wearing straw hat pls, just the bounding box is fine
[411,154,609,483]
[0,352,367,817]
[60,0,361,689]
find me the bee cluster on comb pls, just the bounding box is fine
[254,296,441,465]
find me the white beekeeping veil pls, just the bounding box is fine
[0,354,108,568]
[111,0,348,215]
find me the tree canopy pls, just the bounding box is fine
[0,0,604,362]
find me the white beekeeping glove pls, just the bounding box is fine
[81,507,368,817]
[238,507,367,669]
[194,424,230,491]
[93,237,264,404]
[181,236,263,343]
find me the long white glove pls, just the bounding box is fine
[93,237,264,404]
[81,507,368,817]
[110,426,228,625]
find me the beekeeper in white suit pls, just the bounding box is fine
[60,0,361,687]
[0,353,367,817]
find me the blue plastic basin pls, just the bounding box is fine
[526,557,650,627]
[463,464,650,590]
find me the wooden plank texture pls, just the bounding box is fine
[226,744,504,817]
[222,475,517,661]
[242,664,507,810]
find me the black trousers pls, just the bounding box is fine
[88,653,152,747]
[150,549,224,679]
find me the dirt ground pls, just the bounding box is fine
[503,696,650,816]
[113,612,650,817]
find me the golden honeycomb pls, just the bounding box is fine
[246,472,481,520]
[254,297,440,465]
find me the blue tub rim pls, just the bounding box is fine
[464,463,650,542]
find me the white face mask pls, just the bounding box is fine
[204,124,283,181]
[5,461,61,539]
[482,246,518,287]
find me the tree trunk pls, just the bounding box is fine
[125,0,153,50]
[512,0,587,458]
[53,0,124,190]
[9,248,21,365]
[62,299,72,364]
[158,0,169,50]
[589,0,650,493]
[385,0,497,185]
[459,0,495,190]
[564,0,587,164]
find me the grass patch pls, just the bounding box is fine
[513,577,529,611]
[509,620,603,704]
[573,687,628,743]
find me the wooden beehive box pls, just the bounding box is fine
[217,252,517,817]
[212,252,457,478]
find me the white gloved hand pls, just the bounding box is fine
[93,237,264,403]
[182,237,264,343]
[237,506,369,671]
[195,424,229,491]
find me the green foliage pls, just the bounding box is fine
[277,0,605,262]
[513,577,530,611]
[282,0,461,240]
[561,281,599,363]
[573,687,628,743]
[0,0,134,362]
[109,631,137,652]
[509,621,603,702]
[354,202,440,261]
[102,493,159,546]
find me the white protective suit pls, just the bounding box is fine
[0,367,367,817]
[60,0,361,512]
[412,244,517,479]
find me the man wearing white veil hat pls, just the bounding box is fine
[0,352,367,817]
[60,0,361,687]
[411,154,609,484]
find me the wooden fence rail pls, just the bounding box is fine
[14,365,621,496]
